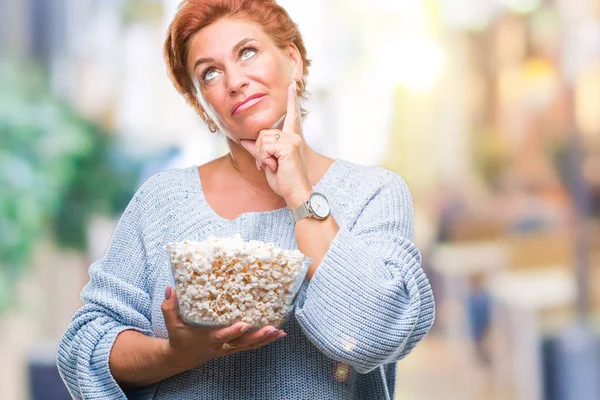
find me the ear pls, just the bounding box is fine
[287,42,303,82]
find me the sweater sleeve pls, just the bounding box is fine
[294,172,435,374]
[57,181,156,399]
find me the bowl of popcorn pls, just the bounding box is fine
[166,234,311,329]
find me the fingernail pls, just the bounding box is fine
[267,329,277,336]
[240,323,252,333]
[165,285,172,300]
[256,160,261,171]
[278,332,287,339]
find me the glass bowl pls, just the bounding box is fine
[165,235,311,330]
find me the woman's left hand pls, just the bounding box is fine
[240,83,312,205]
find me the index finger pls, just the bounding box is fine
[282,82,298,134]
[209,322,253,343]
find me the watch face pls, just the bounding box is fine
[309,192,330,219]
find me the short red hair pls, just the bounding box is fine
[164,0,311,128]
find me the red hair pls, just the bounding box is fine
[164,0,311,128]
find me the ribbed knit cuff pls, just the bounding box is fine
[295,226,434,373]
[83,325,146,400]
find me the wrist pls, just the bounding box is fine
[162,340,213,371]
[161,341,191,371]
[285,186,313,210]
[160,340,179,369]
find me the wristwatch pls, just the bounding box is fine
[290,192,331,224]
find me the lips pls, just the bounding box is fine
[231,93,265,115]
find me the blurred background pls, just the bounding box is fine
[1,0,599,399]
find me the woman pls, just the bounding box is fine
[57,0,435,399]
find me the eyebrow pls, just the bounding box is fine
[193,37,258,72]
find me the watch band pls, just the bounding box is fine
[290,200,312,224]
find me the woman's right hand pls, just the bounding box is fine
[160,285,287,371]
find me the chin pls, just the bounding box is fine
[233,110,283,139]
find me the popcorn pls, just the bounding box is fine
[166,234,308,327]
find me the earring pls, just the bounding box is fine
[207,119,219,133]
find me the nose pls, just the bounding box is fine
[226,64,249,96]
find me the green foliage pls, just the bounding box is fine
[0,61,140,312]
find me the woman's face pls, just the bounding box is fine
[186,18,302,140]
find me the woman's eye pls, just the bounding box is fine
[202,67,218,82]
[240,47,257,61]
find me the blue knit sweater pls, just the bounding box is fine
[57,159,435,399]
